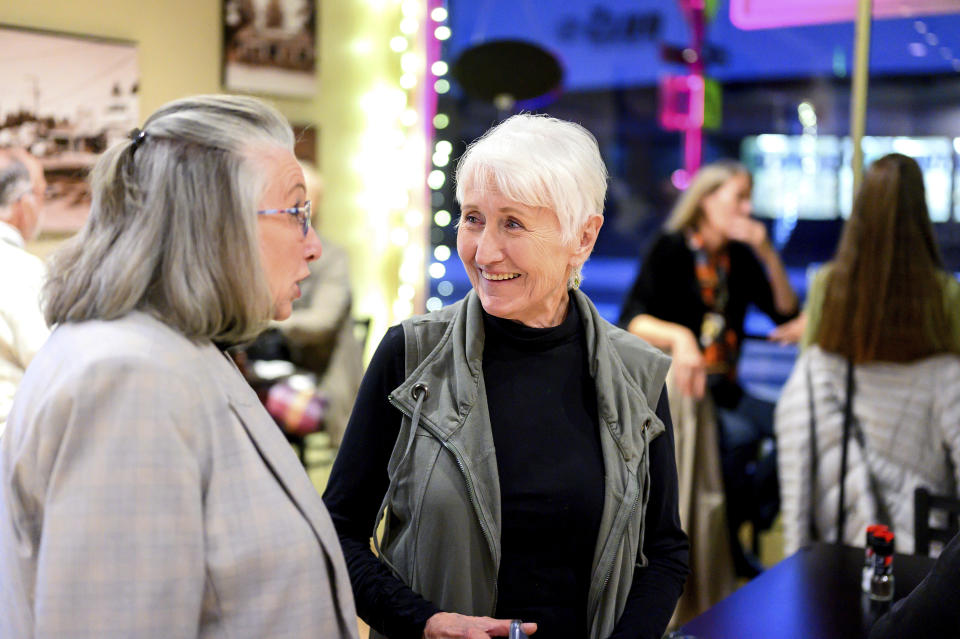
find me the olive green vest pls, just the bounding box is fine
[372,289,670,639]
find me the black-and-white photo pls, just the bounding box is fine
[223,0,317,97]
[0,25,138,234]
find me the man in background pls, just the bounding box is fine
[0,149,50,436]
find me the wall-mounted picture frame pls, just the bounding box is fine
[0,25,139,236]
[222,0,317,98]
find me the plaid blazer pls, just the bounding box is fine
[0,312,359,639]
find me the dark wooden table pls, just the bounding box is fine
[677,543,936,639]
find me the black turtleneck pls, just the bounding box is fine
[323,301,688,639]
[481,303,603,638]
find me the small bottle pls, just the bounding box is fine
[862,524,888,593]
[870,529,895,602]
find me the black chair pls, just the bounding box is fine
[914,486,960,555]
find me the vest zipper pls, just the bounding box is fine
[387,395,500,612]
[588,479,641,626]
[587,419,649,631]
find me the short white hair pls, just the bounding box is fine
[44,94,294,343]
[455,114,607,282]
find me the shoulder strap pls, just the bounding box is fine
[805,357,820,542]
[836,358,854,542]
[402,320,424,378]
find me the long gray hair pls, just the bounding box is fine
[43,94,294,343]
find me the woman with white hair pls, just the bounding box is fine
[324,114,689,639]
[0,95,358,639]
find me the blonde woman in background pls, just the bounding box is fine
[620,160,798,576]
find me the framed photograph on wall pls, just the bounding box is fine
[0,25,139,236]
[222,0,317,97]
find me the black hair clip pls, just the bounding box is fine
[129,127,147,153]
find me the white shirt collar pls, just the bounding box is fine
[0,220,25,249]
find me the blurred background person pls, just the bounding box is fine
[279,162,363,446]
[619,159,799,576]
[775,153,960,555]
[324,114,688,639]
[0,95,358,639]
[0,148,49,437]
[239,161,363,447]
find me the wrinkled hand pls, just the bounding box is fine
[726,216,768,251]
[672,329,706,400]
[424,613,537,639]
[768,313,806,345]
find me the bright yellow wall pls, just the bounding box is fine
[3,0,420,356]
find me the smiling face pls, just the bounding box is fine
[255,147,321,320]
[698,172,753,243]
[457,184,600,327]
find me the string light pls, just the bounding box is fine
[352,0,433,341]
[434,245,451,261]
[428,170,446,189]
[426,1,456,313]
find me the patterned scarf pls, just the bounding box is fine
[687,230,739,379]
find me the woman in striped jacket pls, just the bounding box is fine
[775,153,960,555]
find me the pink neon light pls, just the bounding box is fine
[659,74,705,131]
[671,168,692,190]
[730,0,959,30]
[424,0,443,205]
[683,126,702,181]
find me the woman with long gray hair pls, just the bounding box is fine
[0,95,358,639]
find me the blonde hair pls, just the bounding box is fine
[44,94,294,343]
[665,160,750,232]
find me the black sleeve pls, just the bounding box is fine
[618,234,672,329]
[607,389,691,639]
[735,242,798,325]
[322,326,441,639]
[868,531,960,639]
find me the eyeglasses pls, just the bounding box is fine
[257,200,312,237]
